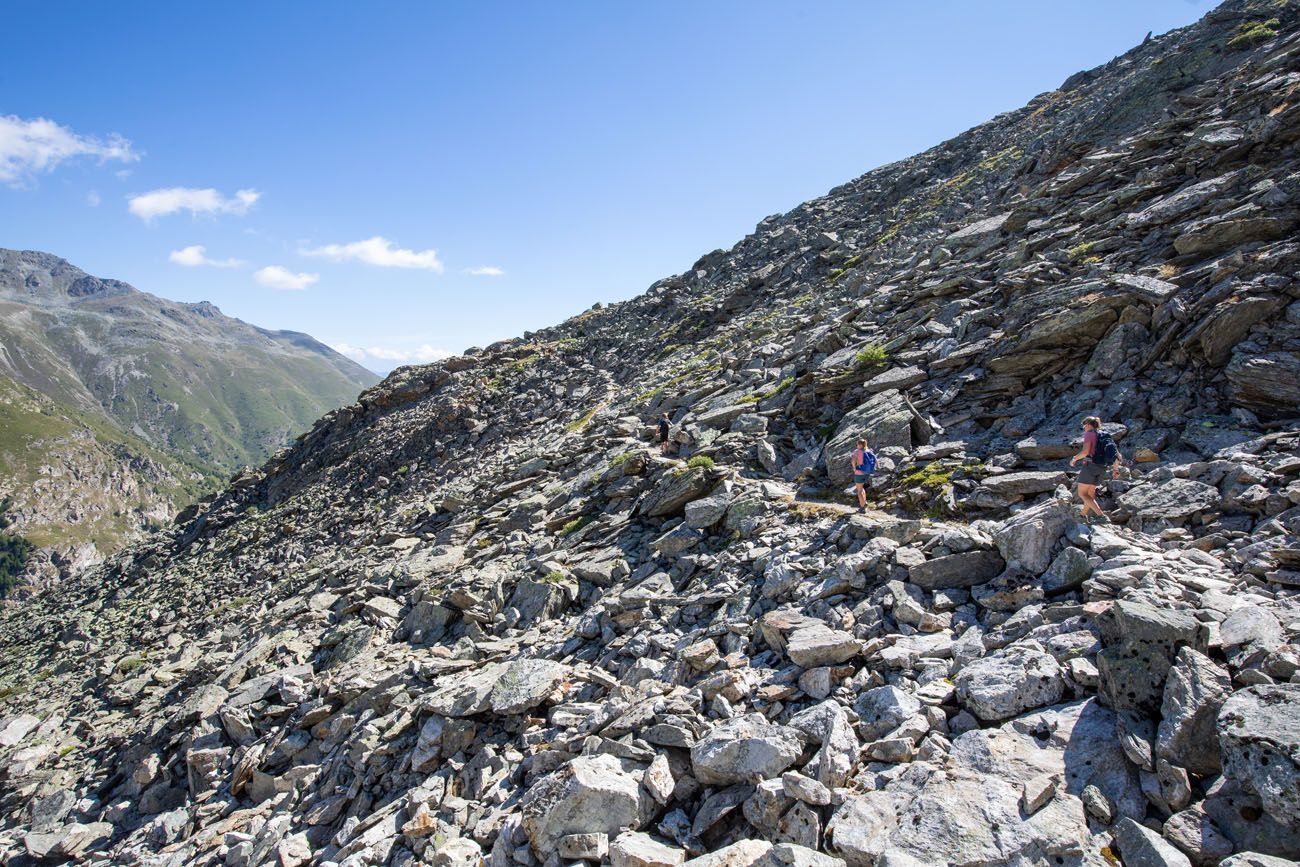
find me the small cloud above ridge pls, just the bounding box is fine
[300,236,443,272]
[254,265,318,290]
[128,186,259,221]
[169,245,244,268]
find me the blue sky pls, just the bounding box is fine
[2,1,1214,373]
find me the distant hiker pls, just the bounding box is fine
[1070,415,1121,524]
[658,412,672,453]
[851,437,876,510]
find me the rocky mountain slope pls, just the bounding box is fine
[2,1,1300,865]
[0,249,379,589]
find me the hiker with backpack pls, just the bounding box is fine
[851,437,876,511]
[1070,415,1121,524]
[658,412,672,454]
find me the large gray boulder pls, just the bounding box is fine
[827,390,916,488]
[1227,351,1300,416]
[785,625,859,668]
[520,754,652,858]
[639,467,716,518]
[1116,478,1220,520]
[994,496,1074,575]
[489,659,567,715]
[907,550,1005,590]
[853,686,922,741]
[1156,647,1231,777]
[955,642,1065,722]
[1097,601,1209,716]
[1217,684,1300,828]
[980,470,1068,498]
[691,714,803,786]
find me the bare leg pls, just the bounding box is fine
[1078,484,1105,518]
[856,482,867,508]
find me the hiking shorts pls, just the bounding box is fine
[854,473,871,486]
[1077,463,1105,486]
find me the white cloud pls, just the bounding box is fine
[0,115,139,186]
[300,236,444,272]
[128,187,260,221]
[254,265,318,290]
[329,342,451,365]
[465,265,505,277]
[86,190,101,207]
[169,245,244,268]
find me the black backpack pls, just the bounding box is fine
[1092,430,1120,466]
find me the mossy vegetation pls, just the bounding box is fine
[1067,241,1096,261]
[686,455,715,469]
[738,376,795,404]
[560,516,590,535]
[1227,18,1279,47]
[854,344,887,368]
[900,463,955,491]
[564,405,600,432]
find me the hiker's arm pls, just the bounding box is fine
[1069,445,1090,466]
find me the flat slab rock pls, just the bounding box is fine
[980,470,1068,497]
[785,625,860,668]
[907,549,1005,590]
[1116,477,1221,519]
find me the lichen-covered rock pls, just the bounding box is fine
[955,642,1064,722]
[1156,647,1231,777]
[691,714,803,786]
[1217,684,1300,829]
[520,754,652,858]
[1097,601,1209,716]
[993,496,1074,574]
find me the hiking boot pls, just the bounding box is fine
[1081,514,1093,526]
[1095,514,1111,525]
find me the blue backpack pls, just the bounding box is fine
[1091,431,1120,466]
[855,448,877,474]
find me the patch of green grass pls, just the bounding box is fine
[564,405,600,432]
[1227,18,1279,47]
[504,354,541,375]
[212,595,252,617]
[828,268,846,281]
[116,654,148,674]
[560,516,590,535]
[541,570,567,584]
[854,344,887,368]
[610,451,633,468]
[636,385,666,403]
[1067,241,1096,261]
[58,745,77,758]
[686,455,715,469]
[740,376,796,404]
[900,463,954,491]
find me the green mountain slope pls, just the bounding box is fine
[0,249,379,583]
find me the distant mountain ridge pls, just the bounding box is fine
[0,248,379,588]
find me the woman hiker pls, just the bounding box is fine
[851,437,876,511]
[1070,415,1121,524]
